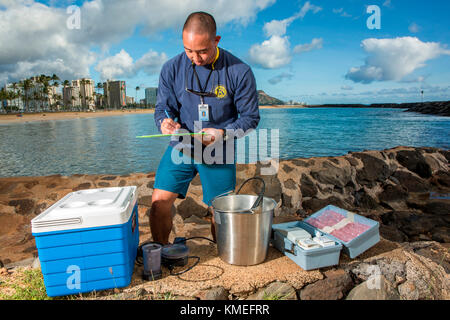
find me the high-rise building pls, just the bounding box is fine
[145,87,158,106]
[72,79,95,110]
[103,80,126,109]
[63,85,81,109]
[62,78,95,110]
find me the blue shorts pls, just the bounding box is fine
[154,146,236,206]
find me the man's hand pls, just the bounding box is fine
[160,118,181,134]
[195,128,224,146]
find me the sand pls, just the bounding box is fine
[0,109,155,124]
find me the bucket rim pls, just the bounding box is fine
[211,195,277,214]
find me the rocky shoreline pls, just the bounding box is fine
[308,101,450,117]
[0,145,449,300]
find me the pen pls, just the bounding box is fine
[164,109,178,122]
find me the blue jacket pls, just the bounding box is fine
[154,47,260,164]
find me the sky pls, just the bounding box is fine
[1,0,449,105]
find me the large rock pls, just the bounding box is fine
[302,196,353,213]
[392,170,429,193]
[310,161,352,188]
[396,150,432,179]
[198,287,229,300]
[299,174,318,198]
[353,153,393,186]
[247,281,297,300]
[300,269,353,300]
[176,197,207,219]
[346,275,400,300]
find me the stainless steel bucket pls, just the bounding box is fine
[211,177,277,266]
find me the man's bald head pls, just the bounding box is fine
[183,12,216,40]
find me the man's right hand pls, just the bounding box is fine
[161,118,181,134]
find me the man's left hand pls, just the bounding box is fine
[195,128,224,146]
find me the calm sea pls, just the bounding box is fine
[0,108,449,178]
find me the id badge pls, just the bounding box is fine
[198,104,209,121]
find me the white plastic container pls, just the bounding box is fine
[31,186,139,297]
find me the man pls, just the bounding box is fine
[150,11,260,244]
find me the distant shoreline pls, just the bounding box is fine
[0,106,306,124]
[0,100,447,124]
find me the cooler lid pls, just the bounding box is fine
[31,186,137,234]
[303,205,374,245]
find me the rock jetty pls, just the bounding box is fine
[0,146,448,300]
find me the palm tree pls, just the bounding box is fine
[0,87,6,113]
[135,86,140,108]
[96,83,103,108]
[71,96,76,111]
[22,78,33,112]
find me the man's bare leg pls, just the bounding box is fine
[149,189,179,244]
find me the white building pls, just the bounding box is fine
[62,78,95,110]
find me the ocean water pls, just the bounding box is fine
[0,108,449,178]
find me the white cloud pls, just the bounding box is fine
[293,38,323,53]
[332,7,351,18]
[341,85,353,90]
[268,72,294,85]
[95,49,168,80]
[249,1,322,69]
[249,36,292,69]
[0,0,274,83]
[345,37,450,84]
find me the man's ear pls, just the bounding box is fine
[215,35,221,45]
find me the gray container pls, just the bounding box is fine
[211,178,277,266]
[271,221,342,271]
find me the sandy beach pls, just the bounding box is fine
[0,105,307,124]
[0,109,156,124]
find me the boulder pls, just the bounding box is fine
[392,170,429,193]
[247,281,297,300]
[176,197,207,219]
[302,196,353,213]
[299,174,318,198]
[396,150,432,179]
[353,153,393,185]
[310,161,352,188]
[199,287,229,300]
[346,275,400,300]
[300,269,353,300]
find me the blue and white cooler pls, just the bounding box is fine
[31,186,139,297]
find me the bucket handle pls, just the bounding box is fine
[236,177,266,211]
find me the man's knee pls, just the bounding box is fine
[149,189,178,217]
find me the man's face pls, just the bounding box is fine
[182,31,221,66]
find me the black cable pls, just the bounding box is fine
[169,256,200,276]
[173,236,216,244]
